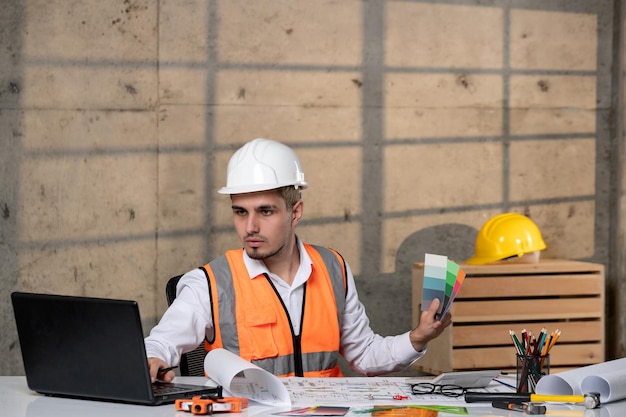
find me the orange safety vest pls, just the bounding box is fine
[200,244,347,377]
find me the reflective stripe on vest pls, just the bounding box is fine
[201,244,347,377]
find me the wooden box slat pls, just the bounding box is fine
[451,343,604,370]
[452,320,603,347]
[459,259,604,275]
[452,297,603,322]
[457,275,603,298]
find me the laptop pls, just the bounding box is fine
[11,291,222,406]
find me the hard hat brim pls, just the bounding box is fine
[218,182,308,195]
[465,254,517,265]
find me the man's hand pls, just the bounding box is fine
[409,298,452,352]
[148,357,176,383]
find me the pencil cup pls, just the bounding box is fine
[516,354,549,393]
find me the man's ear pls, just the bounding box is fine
[291,200,304,226]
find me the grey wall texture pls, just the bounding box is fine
[1,0,625,376]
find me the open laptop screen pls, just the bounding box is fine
[11,291,217,405]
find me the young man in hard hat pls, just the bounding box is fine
[145,138,452,381]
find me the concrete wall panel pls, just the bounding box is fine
[510,9,597,70]
[383,143,503,212]
[217,0,362,65]
[510,75,597,109]
[213,106,362,143]
[509,139,596,201]
[510,109,596,136]
[386,3,503,68]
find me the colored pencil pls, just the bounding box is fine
[509,330,525,355]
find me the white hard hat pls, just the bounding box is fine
[218,138,308,195]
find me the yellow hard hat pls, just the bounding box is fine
[466,213,546,265]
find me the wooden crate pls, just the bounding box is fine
[412,259,605,374]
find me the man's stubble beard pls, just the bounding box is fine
[246,244,284,261]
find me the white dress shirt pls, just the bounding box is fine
[145,239,425,376]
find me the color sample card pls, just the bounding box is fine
[421,253,448,314]
[443,259,459,311]
[441,268,465,318]
[421,253,465,320]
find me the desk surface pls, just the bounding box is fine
[2,376,622,417]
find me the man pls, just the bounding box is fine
[146,138,452,382]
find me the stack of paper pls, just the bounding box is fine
[420,253,466,320]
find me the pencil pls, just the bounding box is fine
[509,330,524,355]
[541,333,552,356]
[546,329,561,353]
[527,332,535,354]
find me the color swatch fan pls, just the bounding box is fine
[421,253,466,320]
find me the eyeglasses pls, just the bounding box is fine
[410,383,465,397]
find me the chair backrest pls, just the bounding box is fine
[165,275,207,377]
[165,275,181,305]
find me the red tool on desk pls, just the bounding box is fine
[175,394,249,415]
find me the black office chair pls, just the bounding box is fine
[165,275,207,376]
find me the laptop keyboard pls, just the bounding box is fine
[152,382,192,395]
[152,381,223,399]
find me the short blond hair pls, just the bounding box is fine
[278,186,302,209]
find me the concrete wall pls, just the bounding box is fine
[1,0,624,375]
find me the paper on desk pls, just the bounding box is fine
[535,357,626,403]
[204,348,290,406]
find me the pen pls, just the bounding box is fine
[492,377,516,390]
[157,365,179,375]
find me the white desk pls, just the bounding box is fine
[2,376,624,417]
[2,376,204,417]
